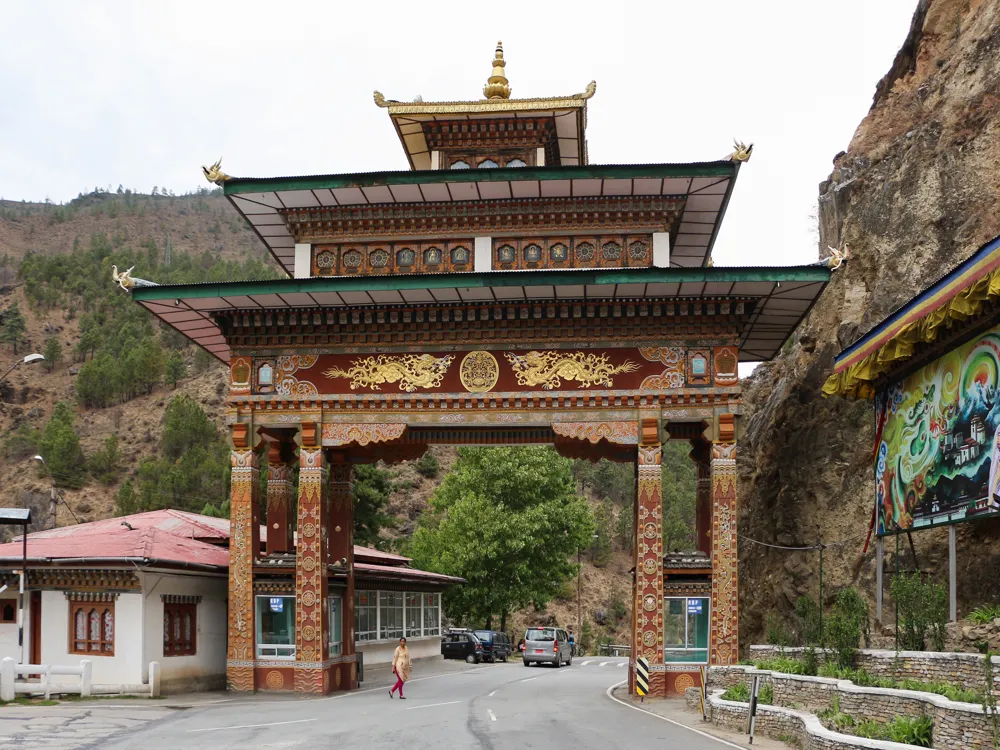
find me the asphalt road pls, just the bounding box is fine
[77,661,738,750]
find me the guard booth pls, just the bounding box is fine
[129,43,830,696]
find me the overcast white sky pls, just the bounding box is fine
[2,0,916,267]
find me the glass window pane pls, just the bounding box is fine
[423,593,439,636]
[687,598,709,650]
[450,160,470,170]
[405,593,421,637]
[477,159,499,169]
[380,591,403,639]
[506,158,526,168]
[329,596,342,656]
[256,596,295,656]
[663,598,685,648]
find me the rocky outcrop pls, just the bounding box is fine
[739,0,1000,646]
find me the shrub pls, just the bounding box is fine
[892,573,948,651]
[969,604,1000,625]
[766,612,790,648]
[414,451,440,479]
[754,657,807,675]
[794,595,823,646]
[721,682,750,702]
[802,646,819,676]
[827,587,868,669]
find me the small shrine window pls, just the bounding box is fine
[451,246,470,264]
[450,160,470,170]
[691,355,707,376]
[477,159,499,169]
[549,243,568,262]
[0,600,15,623]
[163,602,197,656]
[507,158,527,168]
[497,245,516,264]
[69,601,115,655]
[628,240,649,261]
[257,363,273,392]
[576,242,596,261]
[397,248,415,267]
[523,244,542,262]
[663,597,709,664]
[424,247,442,266]
[369,248,389,267]
[602,242,622,261]
[256,595,295,659]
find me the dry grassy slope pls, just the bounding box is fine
[739,0,1000,647]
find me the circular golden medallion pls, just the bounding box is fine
[302,522,316,538]
[265,670,284,690]
[643,594,657,612]
[642,630,656,646]
[301,591,316,607]
[459,351,500,392]
[302,625,316,642]
[643,522,657,539]
[642,558,657,575]
[674,673,695,693]
[302,557,316,572]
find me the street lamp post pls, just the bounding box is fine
[32,455,80,528]
[0,353,45,385]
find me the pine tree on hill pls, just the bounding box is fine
[1,302,27,354]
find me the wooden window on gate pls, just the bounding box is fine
[164,602,196,656]
[69,601,114,655]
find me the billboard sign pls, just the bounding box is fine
[876,324,1000,534]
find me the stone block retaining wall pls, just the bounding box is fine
[710,664,996,749]
[749,645,1000,693]
[685,687,929,750]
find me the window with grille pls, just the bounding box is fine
[70,601,115,655]
[163,602,197,656]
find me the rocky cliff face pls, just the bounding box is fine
[739,0,1000,645]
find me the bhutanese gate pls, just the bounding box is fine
[129,44,830,697]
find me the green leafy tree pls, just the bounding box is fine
[165,350,186,388]
[43,336,62,372]
[1,302,27,354]
[414,451,440,479]
[408,447,595,632]
[661,440,696,552]
[194,348,215,373]
[88,434,121,485]
[116,479,138,515]
[353,463,396,548]
[38,402,86,488]
[593,497,614,566]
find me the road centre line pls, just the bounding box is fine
[487,709,497,722]
[605,681,745,749]
[188,718,317,734]
[581,660,592,665]
[520,677,536,682]
[600,661,610,666]
[488,690,497,697]
[405,700,460,711]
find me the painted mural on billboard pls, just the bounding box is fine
[876,324,1000,534]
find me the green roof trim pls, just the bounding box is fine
[131,265,830,303]
[223,162,738,196]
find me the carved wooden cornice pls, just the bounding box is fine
[281,196,682,242]
[0,569,141,591]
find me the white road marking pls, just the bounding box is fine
[605,681,745,749]
[618,662,626,667]
[488,690,497,697]
[405,700,461,711]
[581,660,593,665]
[520,677,536,683]
[189,718,317,733]
[600,661,611,667]
[487,709,497,722]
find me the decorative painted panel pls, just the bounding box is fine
[295,448,328,693]
[227,449,260,692]
[633,441,665,697]
[312,240,475,276]
[713,346,739,386]
[710,441,738,666]
[492,235,653,271]
[876,324,1000,533]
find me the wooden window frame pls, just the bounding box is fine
[69,600,115,656]
[163,601,197,657]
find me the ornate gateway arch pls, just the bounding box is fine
[131,44,829,696]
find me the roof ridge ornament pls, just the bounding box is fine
[727,140,753,162]
[577,81,597,100]
[483,40,511,100]
[202,157,231,184]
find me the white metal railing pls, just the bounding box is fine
[0,657,161,701]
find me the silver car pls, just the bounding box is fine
[522,627,572,667]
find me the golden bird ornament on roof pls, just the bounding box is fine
[822,245,850,270]
[202,157,231,185]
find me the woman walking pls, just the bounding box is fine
[389,637,411,699]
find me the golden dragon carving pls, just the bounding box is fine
[504,351,639,390]
[323,354,454,392]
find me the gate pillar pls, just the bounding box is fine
[328,452,358,690]
[691,439,712,556]
[266,441,295,554]
[710,414,738,666]
[226,426,260,692]
[294,426,330,693]
[632,418,665,697]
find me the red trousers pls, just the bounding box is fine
[391,674,405,696]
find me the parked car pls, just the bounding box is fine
[441,630,485,663]
[473,630,512,663]
[522,626,572,667]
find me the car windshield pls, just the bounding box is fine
[526,629,555,642]
[474,631,492,641]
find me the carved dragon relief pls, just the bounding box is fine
[323,354,454,392]
[504,351,639,390]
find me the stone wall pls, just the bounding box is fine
[749,645,1000,692]
[696,688,926,750]
[711,661,997,750]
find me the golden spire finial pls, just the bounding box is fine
[483,40,511,100]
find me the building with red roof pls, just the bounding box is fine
[0,510,461,693]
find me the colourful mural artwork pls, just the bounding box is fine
[876,324,1000,534]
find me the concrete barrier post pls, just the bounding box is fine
[80,660,92,697]
[149,661,161,698]
[0,657,14,702]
